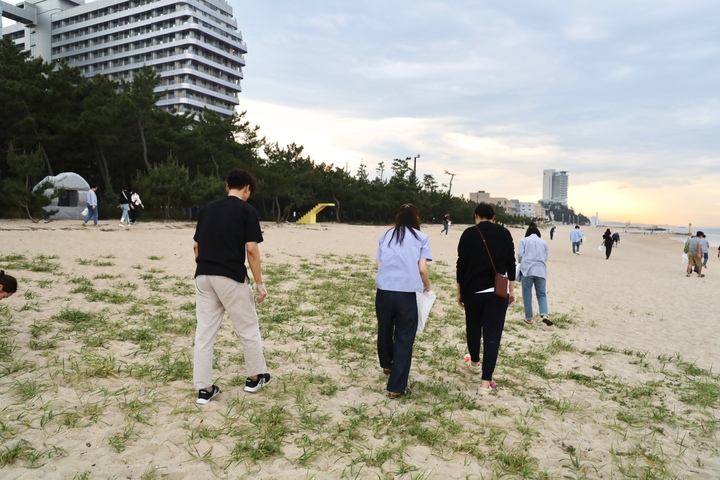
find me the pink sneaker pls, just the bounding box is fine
[478,382,496,395]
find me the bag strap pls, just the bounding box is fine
[475,224,498,275]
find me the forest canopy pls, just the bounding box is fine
[0,37,551,226]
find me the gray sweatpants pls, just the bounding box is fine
[193,275,268,390]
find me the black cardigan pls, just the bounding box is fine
[456,221,516,294]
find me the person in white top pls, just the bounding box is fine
[570,225,583,255]
[375,204,432,398]
[129,189,144,225]
[82,184,99,226]
[518,225,552,326]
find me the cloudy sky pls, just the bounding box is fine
[229,0,720,227]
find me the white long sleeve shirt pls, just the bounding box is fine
[518,234,549,278]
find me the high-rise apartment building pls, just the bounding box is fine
[542,169,554,202]
[541,169,568,205]
[1,0,246,117]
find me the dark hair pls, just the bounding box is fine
[227,169,257,194]
[388,204,421,245]
[0,270,18,293]
[605,229,611,235]
[474,202,495,220]
[697,231,704,237]
[525,226,541,238]
[574,225,580,229]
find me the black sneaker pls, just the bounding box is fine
[196,385,221,405]
[244,373,271,393]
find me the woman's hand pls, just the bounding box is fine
[508,292,516,307]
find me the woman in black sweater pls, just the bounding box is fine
[602,229,613,259]
[456,203,516,395]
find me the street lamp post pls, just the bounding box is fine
[413,154,420,177]
[444,170,457,196]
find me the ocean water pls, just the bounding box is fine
[598,223,720,248]
[667,227,720,248]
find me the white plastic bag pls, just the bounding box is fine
[81,207,88,217]
[681,253,688,265]
[416,291,436,334]
[598,245,603,252]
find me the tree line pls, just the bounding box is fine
[0,37,545,226]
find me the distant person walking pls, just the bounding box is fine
[612,232,620,247]
[570,225,583,255]
[456,203,516,395]
[82,184,99,226]
[118,187,131,227]
[602,229,614,259]
[685,231,704,277]
[549,226,556,240]
[192,169,271,405]
[375,204,432,398]
[129,189,144,225]
[700,233,710,268]
[440,213,451,235]
[518,226,552,326]
[0,270,18,301]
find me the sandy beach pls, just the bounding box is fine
[1,219,718,478]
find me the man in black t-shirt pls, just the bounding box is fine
[192,169,271,404]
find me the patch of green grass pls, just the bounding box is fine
[108,422,137,453]
[76,257,115,267]
[0,439,67,467]
[680,380,720,408]
[0,336,19,362]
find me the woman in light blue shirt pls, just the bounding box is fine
[375,204,432,398]
[518,226,552,326]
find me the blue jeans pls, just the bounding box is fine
[440,222,449,235]
[521,275,548,319]
[84,204,98,225]
[120,204,130,223]
[572,241,581,254]
[375,289,418,394]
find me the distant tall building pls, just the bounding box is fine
[542,169,568,205]
[542,169,554,203]
[1,0,247,117]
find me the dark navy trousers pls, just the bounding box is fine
[375,289,418,393]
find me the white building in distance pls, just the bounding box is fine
[542,169,568,205]
[1,0,247,117]
[470,191,545,219]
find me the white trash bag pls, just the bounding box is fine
[416,290,436,334]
